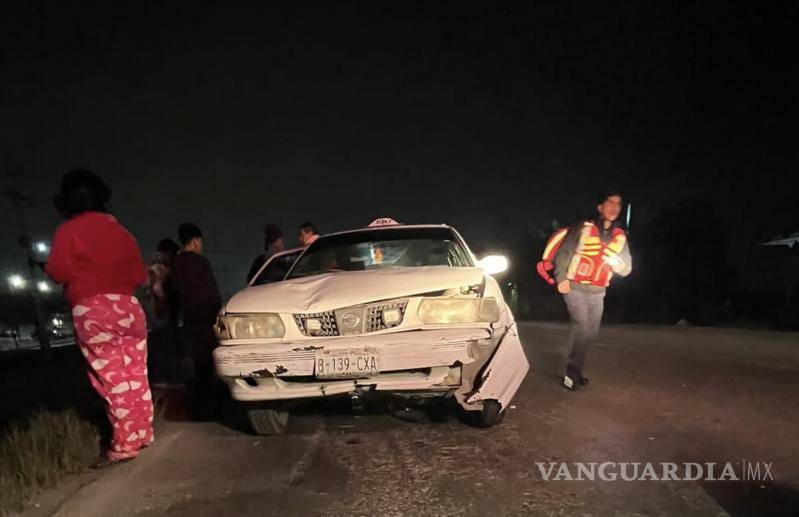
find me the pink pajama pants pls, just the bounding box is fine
[72,294,154,460]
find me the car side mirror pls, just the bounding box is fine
[478,255,509,275]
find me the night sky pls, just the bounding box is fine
[2,2,798,274]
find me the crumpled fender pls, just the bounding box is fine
[458,322,529,411]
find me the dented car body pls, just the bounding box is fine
[213,223,530,434]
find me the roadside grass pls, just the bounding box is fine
[0,410,99,514]
[0,347,104,514]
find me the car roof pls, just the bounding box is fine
[321,223,454,239]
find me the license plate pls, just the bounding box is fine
[314,347,380,379]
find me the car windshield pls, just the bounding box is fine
[252,251,302,286]
[286,227,473,279]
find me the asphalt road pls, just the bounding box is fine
[29,322,799,517]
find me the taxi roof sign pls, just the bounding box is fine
[368,217,400,227]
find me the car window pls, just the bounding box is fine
[287,227,473,279]
[252,251,302,286]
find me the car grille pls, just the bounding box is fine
[293,312,338,337]
[294,299,408,337]
[366,299,408,332]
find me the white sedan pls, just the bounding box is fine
[213,220,530,435]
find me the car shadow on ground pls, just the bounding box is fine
[153,384,470,436]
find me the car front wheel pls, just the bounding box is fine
[471,399,506,428]
[246,403,290,435]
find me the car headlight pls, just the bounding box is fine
[215,313,285,340]
[477,255,509,275]
[417,297,500,324]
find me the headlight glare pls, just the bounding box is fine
[478,255,509,275]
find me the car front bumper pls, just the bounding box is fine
[213,324,529,411]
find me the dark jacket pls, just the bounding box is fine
[246,254,267,284]
[247,250,283,284]
[173,251,222,326]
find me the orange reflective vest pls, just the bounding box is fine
[537,222,629,288]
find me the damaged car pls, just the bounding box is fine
[213,219,530,435]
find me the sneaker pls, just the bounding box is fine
[562,375,577,390]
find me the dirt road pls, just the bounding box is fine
[27,323,799,516]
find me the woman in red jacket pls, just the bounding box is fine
[46,169,153,466]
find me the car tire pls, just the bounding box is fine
[472,399,506,428]
[246,403,290,435]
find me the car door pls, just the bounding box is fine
[249,250,302,286]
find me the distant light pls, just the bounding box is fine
[34,241,50,254]
[37,281,51,293]
[52,317,62,326]
[8,275,26,289]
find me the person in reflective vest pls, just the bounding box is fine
[537,191,633,390]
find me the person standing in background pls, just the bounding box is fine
[246,223,285,283]
[142,238,181,386]
[298,221,319,247]
[172,223,223,419]
[46,169,152,467]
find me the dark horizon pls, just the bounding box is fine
[2,2,798,273]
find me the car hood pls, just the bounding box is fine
[224,266,485,314]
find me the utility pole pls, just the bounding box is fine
[6,282,23,349]
[19,235,53,360]
[3,187,53,360]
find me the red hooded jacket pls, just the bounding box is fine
[46,211,147,306]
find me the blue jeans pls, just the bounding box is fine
[563,288,605,379]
